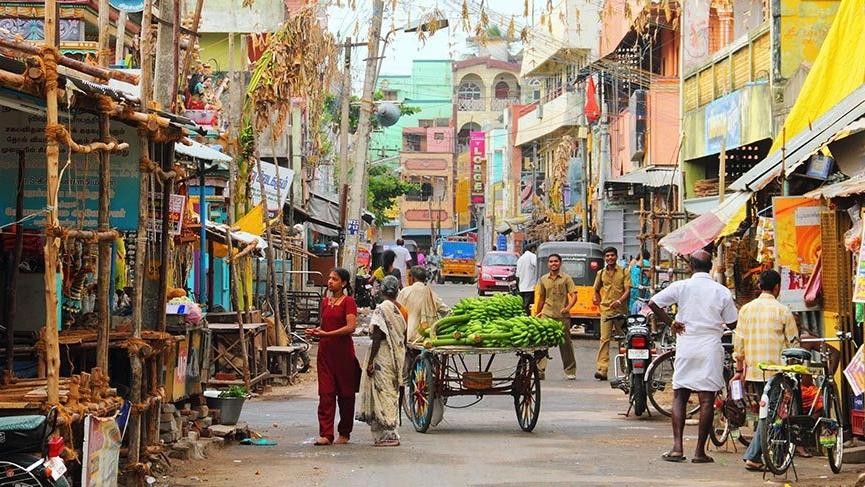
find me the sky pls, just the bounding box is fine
[326,0,539,86]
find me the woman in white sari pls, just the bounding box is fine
[356,275,407,446]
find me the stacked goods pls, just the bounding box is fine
[420,295,564,349]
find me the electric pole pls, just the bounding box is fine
[341,0,384,277]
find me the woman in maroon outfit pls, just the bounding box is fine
[306,268,360,446]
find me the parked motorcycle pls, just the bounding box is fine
[354,274,376,310]
[609,313,654,417]
[0,407,71,486]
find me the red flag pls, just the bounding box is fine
[585,75,600,124]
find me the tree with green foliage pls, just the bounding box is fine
[366,165,418,226]
[324,90,421,134]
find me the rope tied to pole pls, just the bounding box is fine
[39,46,60,92]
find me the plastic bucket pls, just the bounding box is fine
[205,396,246,425]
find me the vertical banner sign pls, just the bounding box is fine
[773,197,822,310]
[683,0,710,72]
[469,131,486,204]
[852,220,865,302]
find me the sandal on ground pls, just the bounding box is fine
[796,448,813,458]
[334,436,350,445]
[661,451,686,462]
[744,460,765,472]
[314,437,332,446]
[691,456,714,464]
[373,439,400,447]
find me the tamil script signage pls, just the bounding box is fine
[0,108,141,230]
[249,159,295,212]
[469,131,486,204]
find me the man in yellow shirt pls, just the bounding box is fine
[733,269,798,471]
[534,254,579,379]
[593,247,630,381]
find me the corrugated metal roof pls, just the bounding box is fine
[729,83,865,192]
[609,166,680,188]
[804,173,865,199]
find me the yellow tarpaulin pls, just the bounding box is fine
[769,0,865,154]
[212,204,267,258]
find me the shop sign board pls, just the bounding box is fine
[773,197,822,311]
[250,159,294,212]
[705,90,742,154]
[469,131,486,204]
[0,108,141,230]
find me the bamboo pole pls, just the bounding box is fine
[3,152,25,381]
[179,0,204,88]
[269,135,289,346]
[171,0,181,113]
[0,37,139,84]
[96,0,112,372]
[115,10,127,66]
[128,0,153,481]
[42,0,62,407]
[254,154,282,337]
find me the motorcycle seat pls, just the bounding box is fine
[781,348,812,363]
[0,415,45,433]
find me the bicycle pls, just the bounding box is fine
[708,330,758,448]
[757,331,852,476]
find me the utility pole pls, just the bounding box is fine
[337,37,352,253]
[341,0,384,278]
[154,0,175,109]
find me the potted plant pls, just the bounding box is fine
[204,386,249,425]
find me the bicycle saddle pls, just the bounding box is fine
[781,348,811,363]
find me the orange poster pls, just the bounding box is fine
[773,197,822,310]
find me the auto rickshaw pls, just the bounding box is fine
[535,241,604,338]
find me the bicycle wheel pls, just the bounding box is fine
[646,349,700,417]
[822,384,844,474]
[709,389,730,447]
[514,355,541,432]
[408,354,436,433]
[760,376,798,475]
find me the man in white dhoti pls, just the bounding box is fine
[649,250,738,464]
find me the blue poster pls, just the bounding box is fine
[705,90,741,154]
[0,108,141,230]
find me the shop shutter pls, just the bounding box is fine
[820,209,852,316]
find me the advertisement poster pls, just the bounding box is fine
[851,220,865,302]
[148,194,186,239]
[469,131,486,204]
[705,91,742,154]
[249,159,295,212]
[81,415,122,487]
[682,0,710,71]
[0,108,141,230]
[356,243,372,269]
[520,172,545,214]
[844,345,865,396]
[773,197,822,310]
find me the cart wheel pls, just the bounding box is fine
[409,354,436,433]
[514,355,541,432]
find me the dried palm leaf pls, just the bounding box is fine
[507,15,516,40]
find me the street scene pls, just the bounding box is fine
[3,0,865,486]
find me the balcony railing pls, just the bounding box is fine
[457,98,485,112]
[490,97,519,112]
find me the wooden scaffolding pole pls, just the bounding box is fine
[128,0,153,481]
[42,0,62,407]
[96,0,112,372]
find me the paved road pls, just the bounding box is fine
[172,284,863,486]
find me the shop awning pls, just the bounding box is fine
[804,173,865,199]
[659,191,751,255]
[609,166,680,188]
[683,195,727,216]
[174,139,233,163]
[306,193,341,237]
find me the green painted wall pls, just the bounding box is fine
[197,33,247,72]
[369,60,453,162]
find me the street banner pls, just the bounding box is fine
[81,415,122,487]
[844,345,865,397]
[469,131,486,204]
[250,159,295,212]
[773,197,822,310]
[682,0,710,72]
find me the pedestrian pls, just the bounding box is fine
[515,243,538,315]
[534,253,578,380]
[593,246,630,381]
[397,266,448,343]
[628,248,651,314]
[733,269,799,471]
[392,239,413,286]
[372,249,403,287]
[357,275,408,447]
[428,248,442,283]
[417,250,427,267]
[649,250,738,464]
[306,268,361,446]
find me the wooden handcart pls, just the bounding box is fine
[405,344,547,433]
